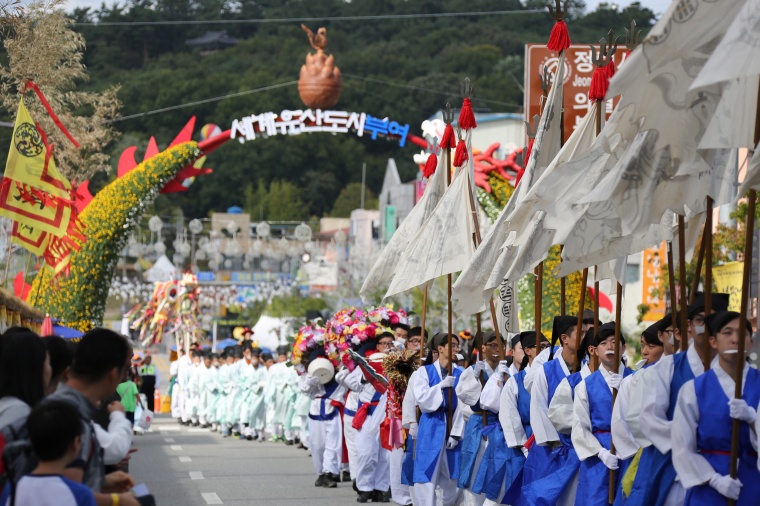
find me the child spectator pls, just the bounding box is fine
[117,376,144,426]
[0,400,96,506]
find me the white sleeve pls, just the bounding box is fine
[343,367,365,392]
[95,411,133,465]
[525,347,554,393]
[611,376,639,459]
[500,377,526,447]
[548,378,575,435]
[625,370,650,447]
[529,367,560,445]
[413,367,445,414]
[571,380,604,461]
[402,371,419,428]
[672,380,715,489]
[451,401,465,438]
[298,375,323,396]
[640,358,675,454]
[479,372,504,413]
[456,366,484,407]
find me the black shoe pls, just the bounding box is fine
[373,489,390,503]
[193,421,200,427]
[297,442,307,450]
[251,434,259,441]
[356,491,372,503]
[294,437,301,444]
[323,475,338,488]
[315,474,326,487]
[352,480,358,493]
[342,471,351,483]
[246,435,253,441]
[330,473,341,483]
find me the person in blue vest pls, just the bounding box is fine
[672,310,759,505]
[410,332,465,506]
[637,291,729,506]
[138,354,158,412]
[477,330,548,505]
[521,315,583,505]
[455,330,504,506]
[299,348,347,490]
[571,322,633,506]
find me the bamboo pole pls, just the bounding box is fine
[667,242,678,351]
[729,190,756,506]
[446,133,453,434]
[572,268,589,373]
[608,283,623,503]
[420,286,428,367]
[689,225,707,305]
[678,215,688,353]
[593,275,600,372]
[535,263,543,342]
[703,197,714,371]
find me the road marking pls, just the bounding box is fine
[164,438,175,443]
[202,492,222,504]
[170,445,183,451]
[189,471,204,480]
[187,428,207,433]
[158,426,180,432]
[178,456,192,463]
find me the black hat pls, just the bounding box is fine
[482,331,498,344]
[250,347,261,357]
[510,334,521,349]
[704,311,753,337]
[579,308,596,324]
[519,331,548,349]
[408,326,423,338]
[688,291,730,320]
[433,332,458,348]
[552,315,577,345]
[592,322,621,347]
[391,323,411,332]
[308,346,326,362]
[642,321,663,347]
[261,352,273,362]
[276,345,290,356]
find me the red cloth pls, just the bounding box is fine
[440,124,457,149]
[423,153,438,178]
[454,139,468,167]
[588,66,609,101]
[458,98,477,130]
[547,20,571,52]
[352,401,380,430]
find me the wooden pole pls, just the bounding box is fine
[608,283,623,503]
[446,135,453,434]
[703,197,714,371]
[593,274,600,372]
[689,225,707,305]
[420,286,428,367]
[667,242,678,351]
[572,268,589,373]
[729,190,755,506]
[678,215,688,353]
[3,239,13,288]
[535,263,543,342]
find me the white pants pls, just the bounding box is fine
[414,446,461,506]
[171,383,182,418]
[309,415,342,476]
[390,446,412,505]
[355,398,390,492]
[298,415,310,448]
[461,438,487,506]
[664,481,685,506]
[557,471,579,506]
[344,414,358,479]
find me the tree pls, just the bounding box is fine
[329,182,378,217]
[245,179,309,221]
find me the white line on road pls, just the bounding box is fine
[202,492,222,504]
[170,445,183,451]
[178,456,192,463]
[187,428,208,433]
[164,438,175,443]
[189,471,204,480]
[158,426,180,432]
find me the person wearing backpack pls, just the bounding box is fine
[0,328,51,430]
[0,400,96,506]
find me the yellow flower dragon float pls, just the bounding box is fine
[28,118,230,331]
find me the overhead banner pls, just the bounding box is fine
[713,262,743,312]
[525,44,621,137]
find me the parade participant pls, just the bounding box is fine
[392,323,410,348]
[521,314,583,505]
[293,382,312,451]
[476,331,544,504]
[204,353,220,431]
[223,347,244,437]
[300,348,347,489]
[182,350,202,426]
[509,335,524,377]
[571,322,633,506]
[411,332,465,506]
[266,345,299,445]
[262,352,275,370]
[455,330,502,506]
[240,347,267,441]
[637,292,729,506]
[138,354,157,412]
[336,364,361,483]
[216,351,234,436]
[170,348,190,421]
[672,311,759,504]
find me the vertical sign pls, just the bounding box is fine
[641,243,667,322]
[525,44,620,139]
[384,205,397,243]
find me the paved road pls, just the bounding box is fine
[130,415,358,505]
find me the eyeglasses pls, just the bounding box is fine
[378,341,393,347]
[409,339,421,345]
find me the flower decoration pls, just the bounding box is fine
[367,304,409,327]
[325,306,380,371]
[292,323,325,375]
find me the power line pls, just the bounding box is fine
[76,9,544,26]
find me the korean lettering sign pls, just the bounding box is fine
[524,44,619,139]
[641,243,667,321]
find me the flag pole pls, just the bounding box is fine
[420,286,428,367]
[572,267,588,373]
[443,104,455,434]
[703,197,714,370]
[678,215,688,353]
[667,242,678,353]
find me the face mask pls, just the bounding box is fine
[668,333,675,346]
[694,325,705,335]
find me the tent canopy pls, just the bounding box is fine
[144,255,179,283]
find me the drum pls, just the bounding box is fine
[308,357,335,384]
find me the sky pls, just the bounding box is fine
[56,0,673,15]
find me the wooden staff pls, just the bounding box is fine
[444,107,454,433]
[729,191,756,506]
[678,215,688,353]
[689,225,707,305]
[703,196,714,371]
[593,275,600,372]
[608,283,623,503]
[667,242,678,349]
[572,268,589,373]
[535,263,543,343]
[420,286,428,367]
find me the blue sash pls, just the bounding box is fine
[458,365,492,489]
[308,380,340,421]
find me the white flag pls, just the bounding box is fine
[360,152,447,301]
[495,279,520,336]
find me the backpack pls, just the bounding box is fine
[0,416,37,506]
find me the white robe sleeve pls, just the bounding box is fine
[479,372,504,413]
[625,368,651,447]
[671,380,716,489]
[611,375,639,459]
[525,347,557,393]
[571,380,604,461]
[344,367,365,393]
[402,371,419,429]
[548,378,575,435]
[639,357,675,454]
[529,366,560,445]
[413,367,445,414]
[298,374,324,397]
[500,377,527,448]
[456,366,485,407]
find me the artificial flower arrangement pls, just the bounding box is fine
[367,304,409,327]
[291,323,326,376]
[325,307,379,371]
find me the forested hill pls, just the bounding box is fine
[65,0,655,219]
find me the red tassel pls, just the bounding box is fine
[588,66,609,101]
[523,138,535,168]
[440,124,457,149]
[454,139,468,167]
[605,59,617,79]
[458,98,477,130]
[547,20,571,52]
[423,153,438,178]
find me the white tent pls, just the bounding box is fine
[252,315,294,351]
[144,255,179,283]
